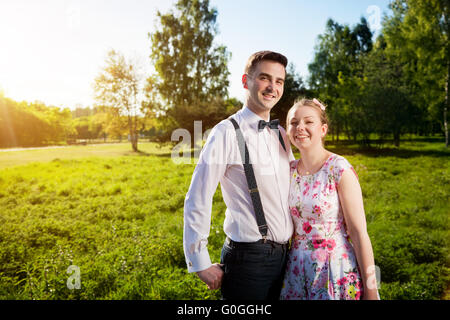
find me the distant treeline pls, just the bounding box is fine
[0,94,160,148]
[0,95,73,148]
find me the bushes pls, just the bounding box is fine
[372,224,447,295]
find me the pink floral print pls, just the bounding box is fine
[280,154,364,300]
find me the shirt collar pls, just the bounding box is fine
[241,106,270,131]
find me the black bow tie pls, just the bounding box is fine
[258,119,280,131]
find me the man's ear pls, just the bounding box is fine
[242,74,248,89]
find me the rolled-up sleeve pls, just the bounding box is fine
[183,123,229,273]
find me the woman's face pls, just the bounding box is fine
[287,105,327,150]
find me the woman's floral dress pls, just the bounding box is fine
[280,154,364,300]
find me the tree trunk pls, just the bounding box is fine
[128,115,138,152]
[336,123,340,143]
[394,131,400,147]
[445,59,449,148]
[133,115,139,152]
[132,135,138,152]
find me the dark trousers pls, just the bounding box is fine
[220,238,289,300]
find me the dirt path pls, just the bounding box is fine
[0,143,119,152]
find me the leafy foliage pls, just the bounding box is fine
[0,94,76,148]
[308,18,373,142]
[309,1,449,147]
[148,0,230,107]
[93,50,145,151]
[147,0,231,137]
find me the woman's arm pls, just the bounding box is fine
[338,169,380,300]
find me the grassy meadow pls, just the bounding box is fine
[0,140,449,299]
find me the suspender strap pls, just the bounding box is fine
[229,118,268,240]
[278,131,286,152]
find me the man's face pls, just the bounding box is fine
[243,60,285,115]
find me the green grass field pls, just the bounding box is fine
[0,141,449,299]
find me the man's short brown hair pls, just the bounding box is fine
[244,51,288,75]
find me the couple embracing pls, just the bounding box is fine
[183,51,379,300]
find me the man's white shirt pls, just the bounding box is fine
[183,106,294,273]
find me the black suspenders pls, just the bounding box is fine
[228,117,286,241]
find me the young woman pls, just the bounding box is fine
[280,98,379,300]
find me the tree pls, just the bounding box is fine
[42,106,76,144]
[383,0,449,146]
[361,36,421,146]
[0,94,76,147]
[147,0,231,136]
[71,107,107,141]
[308,18,373,142]
[93,50,144,151]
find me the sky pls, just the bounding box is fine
[0,0,392,110]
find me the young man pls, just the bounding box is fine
[183,51,294,300]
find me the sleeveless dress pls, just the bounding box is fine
[280,154,364,300]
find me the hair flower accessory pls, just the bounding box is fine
[313,98,326,111]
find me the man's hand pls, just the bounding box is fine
[196,263,224,290]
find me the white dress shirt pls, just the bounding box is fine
[183,106,294,272]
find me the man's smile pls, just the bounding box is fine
[262,92,276,100]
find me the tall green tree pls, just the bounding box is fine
[361,36,421,146]
[383,0,449,146]
[147,0,231,135]
[93,50,144,151]
[308,17,373,142]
